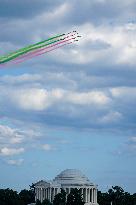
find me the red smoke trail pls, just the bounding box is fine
[10,37,75,65]
[0,31,79,67]
[12,32,77,62]
[12,41,73,65]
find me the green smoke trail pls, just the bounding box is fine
[0,31,80,65]
[0,38,62,64]
[0,33,65,64]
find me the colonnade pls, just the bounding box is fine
[35,187,97,204]
[35,187,59,202]
[81,187,97,204]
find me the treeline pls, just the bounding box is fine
[0,188,35,205]
[98,186,136,205]
[0,185,135,205]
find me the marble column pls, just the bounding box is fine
[85,188,87,202]
[96,189,97,204]
[37,188,38,200]
[41,188,43,202]
[49,188,51,202]
[88,188,90,203]
[51,188,53,202]
[81,188,83,197]
[42,188,44,202]
[38,188,40,201]
[91,188,93,203]
[86,189,88,202]
[68,188,70,195]
[41,188,42,201]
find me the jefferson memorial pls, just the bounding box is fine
[34,169,98,205]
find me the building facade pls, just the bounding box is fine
[35,169,98,205]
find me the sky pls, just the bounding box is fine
[0,0,136,194]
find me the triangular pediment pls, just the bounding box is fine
[34,180,50,187]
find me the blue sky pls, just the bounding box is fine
[0,0,136,193]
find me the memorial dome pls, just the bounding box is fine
[53,169,92,185]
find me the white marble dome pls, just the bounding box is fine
[53,169,92,185]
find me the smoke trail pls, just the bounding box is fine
[12,35,77,64]
[0,31,81,66]
[0,33,64,60]
[12,42,73,65]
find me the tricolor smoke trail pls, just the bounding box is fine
[12,35,77,64]
[0,31,81,66]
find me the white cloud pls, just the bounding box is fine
[110,87,136,100]
[0,124,24,144]
[0,124,16,137]
[99,111,122,123]
[37,3,70,23]
[7,87,111,111]
[12,88,51,110]
[0,1,136,67]
[66,91,110,106]
[6,158,24,166]
[42,144,54,151]
[51,22,136,66]
[129,137,136,143]
[0,123,42,146]
[0,74,42,84]
[0,147,24,156]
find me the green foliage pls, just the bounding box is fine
[19,189,35,205]
[36,199,42,205]
[66,188,85,205]
[53,188,66,205]
[42,198,52,205]
[98,186,136,205]
[98,191,110,205]
[0,188,21,205]
[0,185,135,205]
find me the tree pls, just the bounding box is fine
[29,183,35,194]
[42,198,52,205]
[108,186,125,205]
[122,192,133,205]
[19,189,35,205]
[66,188,85,205]
[53,189,66,205]
[36,199,42,205]
[98,191,110,205]
[0,188,21,205]
[132,193,136,205]
[29,183,36,200]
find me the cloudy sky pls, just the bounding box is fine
[0,0,136,193]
